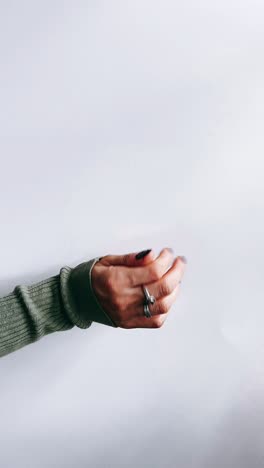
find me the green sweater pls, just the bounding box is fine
[0,257,117,358]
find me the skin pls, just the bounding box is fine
[91,247,187,329]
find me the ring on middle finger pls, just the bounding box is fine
[142,285,156,305]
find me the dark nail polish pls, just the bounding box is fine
[135,249,152,260]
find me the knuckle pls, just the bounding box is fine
[152,316,164,328]
[155,298,169,315]
[150,264,162,281]
[159,279,171,297]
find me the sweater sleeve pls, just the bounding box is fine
[0,256,117,358]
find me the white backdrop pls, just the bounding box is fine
[0,1,264,467]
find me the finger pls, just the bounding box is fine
[133,255,186,303]
[99,249,156,267]
[122,283,180,329]
[127,247,175,287]
[138,283,180,318]
[123,311,169,329]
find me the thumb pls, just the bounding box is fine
[100,249,156,267]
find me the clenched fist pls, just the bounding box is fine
[91,248,187,329]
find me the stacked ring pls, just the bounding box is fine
[142,285,156,318]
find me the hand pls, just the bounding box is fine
[91,247,187,329]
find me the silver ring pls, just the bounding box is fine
[142,285,156,305]
[142,285,156,318]
[144,303,152,318]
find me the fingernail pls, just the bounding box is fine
[167,247,174,254]
[135,249,152,260]
[179,255,187,264]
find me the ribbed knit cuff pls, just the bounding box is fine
[0,256,117,358]
[0,274,74,358]
[61,257,118,328]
